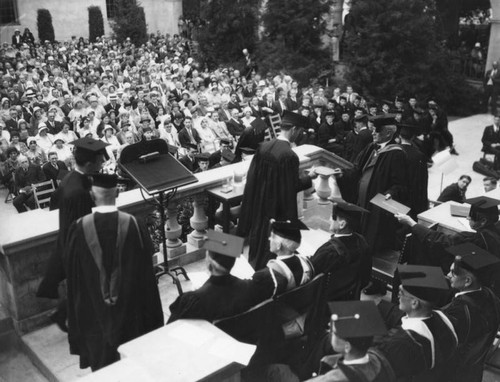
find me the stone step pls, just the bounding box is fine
[0,330,48,382]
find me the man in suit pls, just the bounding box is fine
[272,89,288,116]
[11,29,22,48]
[178,116,201,148]
[104,94,121,116]
[45,111,63,135]
[13,154,46,212]
[43,152,69,188]
[481,114,500,169]
[179,143,199,172]
[226,108,245,138]
[285,88,300,112]
[483,61,500,114]
[218,101,233,122]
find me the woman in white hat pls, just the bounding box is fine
[35,123,54,154]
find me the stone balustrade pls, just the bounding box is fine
[0,145,352,333]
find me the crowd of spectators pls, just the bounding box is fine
[0,27,455,211]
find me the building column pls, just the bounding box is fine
[486,2,500,73]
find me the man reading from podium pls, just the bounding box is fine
[237,111,317,270]
[65,173,163,371]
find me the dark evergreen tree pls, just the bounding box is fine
[37,9,55,43]
[111,0,148,46]
[198,0,259,67]
[88,6,105,43]
[344,0,481,115]
[258,0,330,85]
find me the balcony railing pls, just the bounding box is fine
[0,144,352,333]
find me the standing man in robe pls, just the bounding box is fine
[237,111,317,270]
[398,123,428,219]
[65,173,163,371]
[37,137,109,330]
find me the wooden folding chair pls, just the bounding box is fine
[32,179,56,209]
[269,114,282,138]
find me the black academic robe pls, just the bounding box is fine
[376,312,458,382]
[168,270,277,323]
[37,171,94,298]
[442,288,500,382]
[65,211,163,371]
[234,125,266,161]
[341,143,408,250]
[179,154,198,172]
[237,139,312,270]
[310,233,372,300]
[411,223,500,275]
[400,143,428,219]
[344,128,373,163]
[304,349,396,382]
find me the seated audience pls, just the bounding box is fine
[437,175,471,203]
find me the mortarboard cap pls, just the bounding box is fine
[240,147,256,156]
[397,264,449,304]
[270,218,309,244]
[329,301,387,339]
[447,243,500,287]
[465,196,500,222]
[71,136,110,159]
[220,138,231,146]
[371,114,396,132]
[354,114,368,123]
[203,229,243,270]
[250,118,267,135]
[221,149,235,163]
[281,110,308,130]
[186,143,198,151]
[398,123,419,137]
[91,173,118,189]
[324,110,335,118]
[395,96,406,103]
[330,198,369,220]
[195,152,210,162]
[339,95,347,101]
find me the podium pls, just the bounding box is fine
[119,139,198,294]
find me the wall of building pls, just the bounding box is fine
[0,0,182,44]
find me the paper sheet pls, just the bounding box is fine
[169,321,215,345]
[432,149,457,175]
[208,337,256,366]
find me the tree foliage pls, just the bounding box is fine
[198,0,259,67]
[111,0,148,46]
[37,9,55,42]
[344,0,481,115]
[258,0,330,85]
[88,6,105,43]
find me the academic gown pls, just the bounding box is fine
[400,143,428,219]
[442,288,500,382]
[340,143,408,251]
[410,223,500,279]
[303,349,396,382]
[65,211,163,371]
[375,312,458,382]
[168,270,279,323]
[236,139,312,270]
[310,233,372,300]
[37,171,94,298]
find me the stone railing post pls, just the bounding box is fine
[188,194,208,248]
[165,200,186,259]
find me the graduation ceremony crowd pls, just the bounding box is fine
[1,26,500,382]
